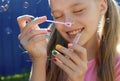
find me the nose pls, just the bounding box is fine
[64,16,74,27]
[64,16,73,23]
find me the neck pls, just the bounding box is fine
[83,34,100,61]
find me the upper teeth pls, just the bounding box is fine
[68,29,81,35]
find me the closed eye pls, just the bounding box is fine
[73,9,84,13]
[54,14,64,20]
[54,16,63,19]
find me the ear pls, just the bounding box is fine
[100,0,108,15]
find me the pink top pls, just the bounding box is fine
[85,55,120,81]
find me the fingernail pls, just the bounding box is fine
[47,29,52,33]
[30,17,35,20]
[56,44,62,50]
[52,50,57,55]
[30,54,33,61]
[45,34,50,38]
[68,43,73,48]
[53,58,57,62]
[38,16,47,20]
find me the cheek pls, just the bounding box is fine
[55,24,62,30]
[54,24,65,33]
[85,16,99,37]
[76,12,100,45]
[77,4,100,27]
[79,10,100,31]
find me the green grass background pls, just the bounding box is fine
[0,73,29,81]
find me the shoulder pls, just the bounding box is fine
[115,53,120,68]
[115,53,120,80]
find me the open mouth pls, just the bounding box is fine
[67,27,85,38]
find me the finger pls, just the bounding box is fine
[19,29,49,40]
[53,58,73,76]
[55,44,83,65]
[68,43,74,51]
[20,34,46,52]
[18,34,21,40]
[20,36,28,47]
[29,16,47,27]
[28,35,46,45]
[21,16,47,37]
[20,30,45,42]
[17,15,34,32]
[69,43,87,62]
[53,52,78,71]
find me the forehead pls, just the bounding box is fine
[49,0,93,10]
[50,0,87,3]
[50,0,87,6]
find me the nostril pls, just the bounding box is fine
[82,27,85,31]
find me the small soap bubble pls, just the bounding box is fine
[1,4,9,12]
[118,2,120,5]
[3,0,10,4]
[5,27,12,35]
[0,5,5,13]
[23,1,30,9]
[6,0,10,4]
[4,4,9,10]
[8,16,11,19]
[36,0,42,4]
[2,0,5,2]
[0,0,10,13]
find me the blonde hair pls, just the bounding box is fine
[46,0,120,81]
[47,24,68,81]
[97,0,120,81]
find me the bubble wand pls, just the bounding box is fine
[30,17,72,27]
[72,33,81,45]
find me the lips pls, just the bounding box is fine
[67,27,84,36]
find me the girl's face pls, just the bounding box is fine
[50,0,107,45]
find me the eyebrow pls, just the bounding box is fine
[70,2,83,7]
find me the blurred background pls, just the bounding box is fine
[0,0,52,81]
[0,0,120,81]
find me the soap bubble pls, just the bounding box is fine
[118,2,120,5]
[23,1,30,9]
[4,4,9,11]
[8,16,11,19]
[0,0,10,13]
[0,4,9,12]
[0,5,5,13]
[2,0,5,2]
[36,0,42,4]
[5,27,12,35]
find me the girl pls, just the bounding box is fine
[17,0,120,81]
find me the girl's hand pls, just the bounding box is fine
[17,15,50,61]
[53,44,87,81]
